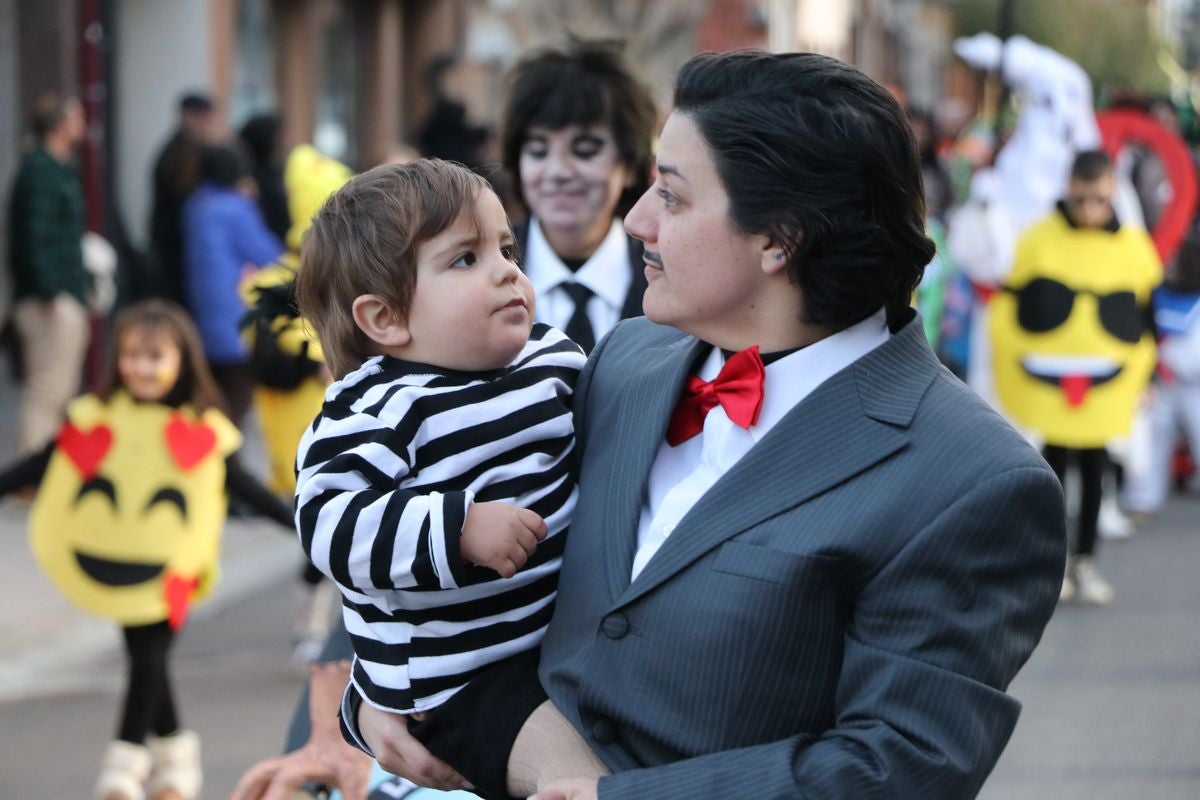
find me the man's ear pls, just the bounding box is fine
[351,294,411,348]
[760,237,794,276]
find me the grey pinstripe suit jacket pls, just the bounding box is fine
[539,311,1067,799]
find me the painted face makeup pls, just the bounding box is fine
[519,125,632,255]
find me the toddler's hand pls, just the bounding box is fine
[460,502,548,578]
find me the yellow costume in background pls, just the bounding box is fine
[30,392,241,628]
[989,208,1161,448]
[240,146,352,494]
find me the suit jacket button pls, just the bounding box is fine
[602,613,629,639]
[592,718,617,745]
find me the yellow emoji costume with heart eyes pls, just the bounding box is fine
[989,208,1161,447]
[239,145,352,494]
[29,392,241,629]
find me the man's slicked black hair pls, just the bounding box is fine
[673,51,935,329]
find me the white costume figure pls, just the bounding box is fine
[947,34,1107,410]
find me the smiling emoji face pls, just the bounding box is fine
[989,212,1160,447]
[29,393,240,628]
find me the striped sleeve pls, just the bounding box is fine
[295,411,474,596]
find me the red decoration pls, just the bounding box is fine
[57,423,113,479]
[164,414,217,472]
[1097,109,1198,264]
[163,571,200,631]
[667,347,766,446]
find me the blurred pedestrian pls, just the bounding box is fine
[183,142,283,426]
[239,112,291,242]
[6,93,90,453]
[0,300,293,800]
[908,107,954,223]
[501,38,657,352]
[990,150,1161,604]
[1125,232,1200,516]
[416,54,490,171]
[148,91,215,306]
[237,144,352,665]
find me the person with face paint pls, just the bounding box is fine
[356,52,1066,800]
[990,150,1161,605]
[501,39,657,354]
[0,300,294,800]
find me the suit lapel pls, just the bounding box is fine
[614,317,938,609]
[599,332,707,599]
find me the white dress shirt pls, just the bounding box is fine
[631,309,892,581]
[524,218,631,342]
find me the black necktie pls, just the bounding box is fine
[561,282,596,353]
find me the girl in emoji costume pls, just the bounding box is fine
[990,151,1161,604]
[237,145,353,664]
[0,300,293,800]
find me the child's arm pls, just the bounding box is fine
[223,454,295,529]
[296,418,547,595]
[0,442,53,498]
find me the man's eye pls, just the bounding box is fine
[451,252,477,269]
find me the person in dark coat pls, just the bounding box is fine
[147,91,215,306]
[238,112,291,243]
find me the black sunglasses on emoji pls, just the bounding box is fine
[1005,277,1144,343]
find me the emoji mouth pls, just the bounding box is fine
[1021,355,1123,407]
[75,551,164,586]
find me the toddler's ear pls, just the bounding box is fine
[352,295,411,348]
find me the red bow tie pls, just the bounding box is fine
[666,347,765,446]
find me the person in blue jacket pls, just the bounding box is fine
[183,142,283,426]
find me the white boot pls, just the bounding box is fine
[94,740,151,800]
[146,730,202,800]
[1074,556,1115,605]
[1099,495,1135,539]
[1059,557,1076,602]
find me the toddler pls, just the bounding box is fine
[293,159,607,798]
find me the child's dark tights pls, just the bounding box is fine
[1042,444,1107,557]
[118,620,180,744]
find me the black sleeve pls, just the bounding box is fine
[0,442,54,498]
[224,454,295,530]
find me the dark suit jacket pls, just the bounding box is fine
[513,219,647,323]
[539,311,1066,799]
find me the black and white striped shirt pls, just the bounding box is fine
[296,324,584,714]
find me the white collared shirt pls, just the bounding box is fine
[631,309,892,581]
[524,218,631,341]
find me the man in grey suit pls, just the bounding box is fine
[359,51,1066,800]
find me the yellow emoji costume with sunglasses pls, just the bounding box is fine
[990,196,1161,448]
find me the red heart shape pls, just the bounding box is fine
[163,571,200,631]
[57,423,113,479]
[164,414,217,472]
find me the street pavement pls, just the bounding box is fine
[980,494,1200,800]
[0,381,1198,798]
